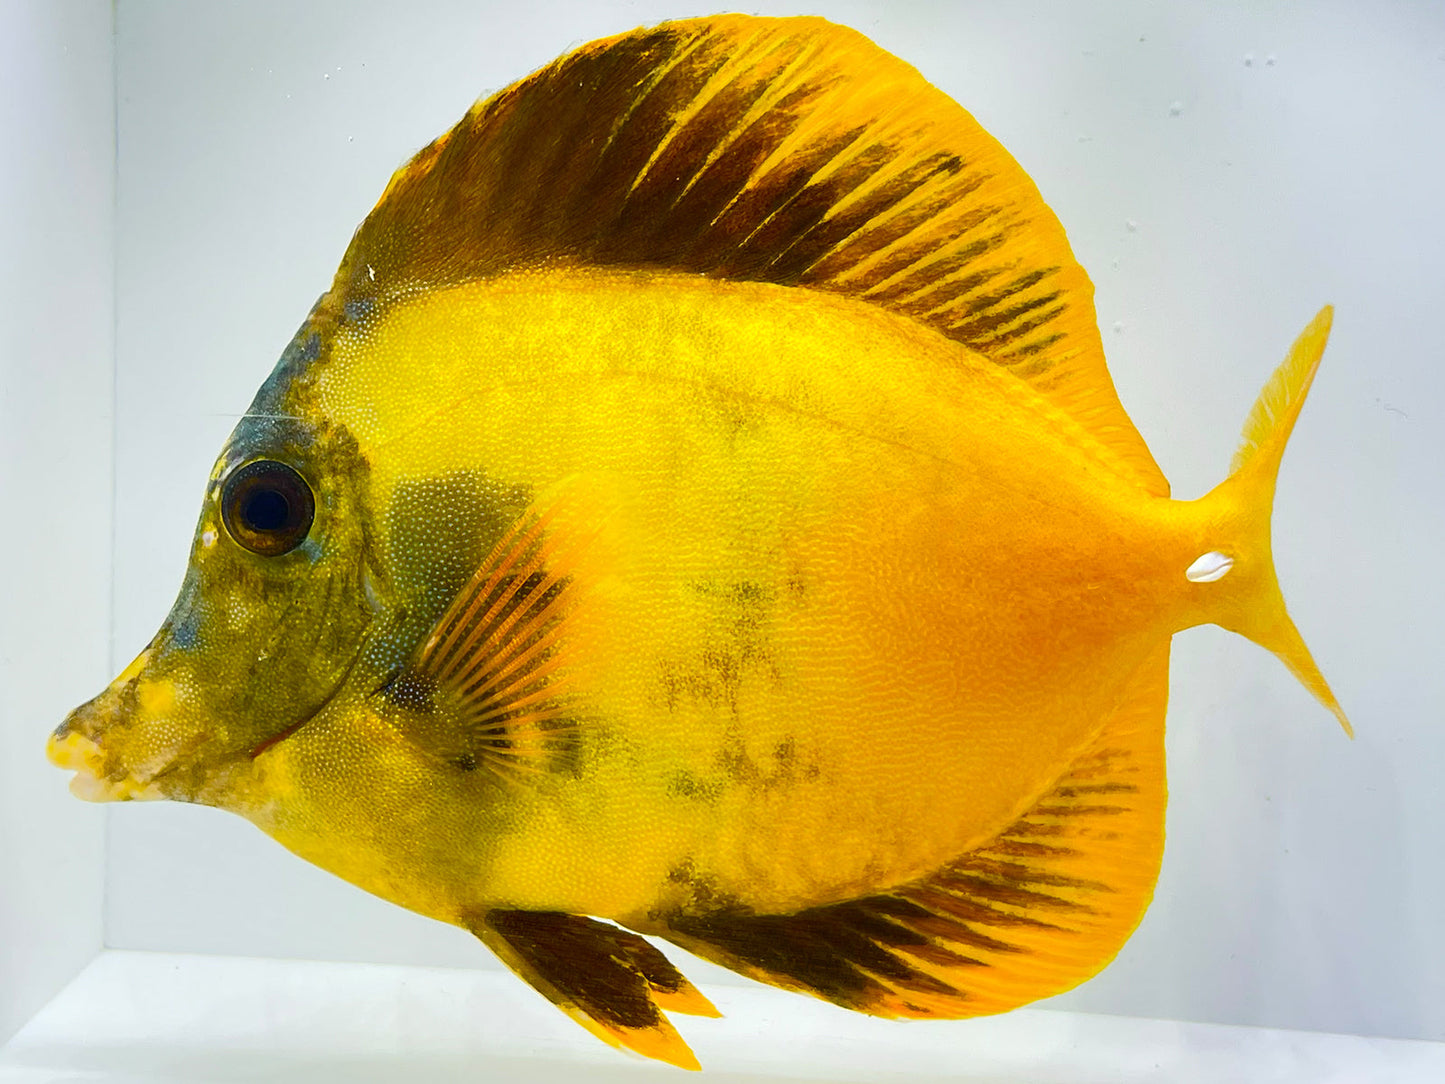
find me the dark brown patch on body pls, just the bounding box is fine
[667,770,724,803]
[773,736,797,767]
[715,730,821,792]
[657,578,782,716]
[664,857,741,914]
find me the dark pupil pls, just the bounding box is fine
[243,488,290,531]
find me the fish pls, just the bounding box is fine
[46,14,1349,1070]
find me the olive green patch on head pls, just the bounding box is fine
[52,405,384,809]
[193,413,381,752]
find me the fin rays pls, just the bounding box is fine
[389,500,602,786]
[479,911,719,1070]
[334,15,1168,494]
[661,644,1171,1019]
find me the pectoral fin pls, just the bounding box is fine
[660,643,1171,1018]
[477,910,718,1070]
[381,481,617,785]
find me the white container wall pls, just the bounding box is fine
[0,0,113,1045]
[4,1,1444,1079]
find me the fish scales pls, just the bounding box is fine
[47,15,1347,1070]
[309,268,1174,916]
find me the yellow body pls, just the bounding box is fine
[47,15,1347,1069]
[261,268,1193,925]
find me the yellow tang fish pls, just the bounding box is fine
[47,15,1348,1070]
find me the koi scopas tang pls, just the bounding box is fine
[49,15,1347,1069]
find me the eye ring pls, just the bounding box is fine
[220,460,315,557]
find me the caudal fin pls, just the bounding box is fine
[1198,306,1351,736]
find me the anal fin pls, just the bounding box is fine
[661,643,1171,1018]
[478,910,719,1070]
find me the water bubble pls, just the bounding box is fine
[1265,53,1276,66]
[1112,321,1125,334]
[1126,219,1139,232]
[1168,100,1184,117]
[1244,53,1254,67]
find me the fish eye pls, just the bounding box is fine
[220,460,315,557]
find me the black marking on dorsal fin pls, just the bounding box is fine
[330,15,1167,496]
[477,911,718,1070]
[659,644,1171,1019]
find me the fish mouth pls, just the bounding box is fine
[47,702,167,804]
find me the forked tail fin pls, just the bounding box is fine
[1196,306,1351,736]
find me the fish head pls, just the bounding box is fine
[48,342,383,810]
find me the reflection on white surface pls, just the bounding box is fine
[3,952,1443,1084]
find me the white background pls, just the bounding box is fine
[0,0,111,1044]
[8,0,1443,1052]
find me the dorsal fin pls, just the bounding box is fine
[329,15,1167,495]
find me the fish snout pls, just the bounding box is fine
[47,711,116,802]
[47,649,169,802]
